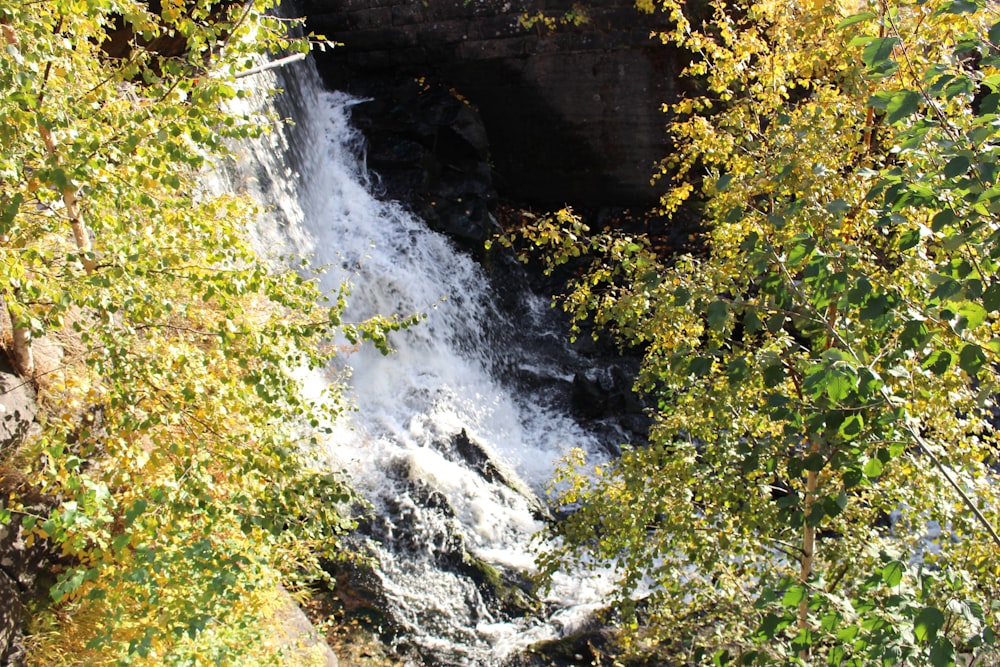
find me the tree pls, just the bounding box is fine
[505,0,1000,663]
[1,1,409,662]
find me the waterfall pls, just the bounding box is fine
[217,57,617,666]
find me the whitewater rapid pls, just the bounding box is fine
[217,57,616,666]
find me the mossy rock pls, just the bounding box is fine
[456,551,539,618]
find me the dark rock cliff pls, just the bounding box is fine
[301,0,686,210]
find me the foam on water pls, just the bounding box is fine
[216,58,615,665]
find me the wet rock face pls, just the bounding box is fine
[327,444,541,664]
[349,79,500,252]
[302,0,685,209]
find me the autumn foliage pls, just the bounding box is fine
[0,1,404,663]
[507,0,1000,664]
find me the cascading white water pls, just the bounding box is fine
[218,57,616,666]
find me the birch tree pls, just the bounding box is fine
[1,1,408,661]
[507,0,1000,663]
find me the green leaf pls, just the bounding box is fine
[843,467,864,488]
[990,21,1000,47]
[787,234,816,266]
[839,413,864,440]
[125,499,148,527]
[782,585,806,608]
[803,452,826,472]
[726,206,746,223]
[689,356,713,377]
[836,11,878,29]
[956,301,987,330]
[50,167,69,191]
[763,364,785,388]
[835,490,849,512]
[983,283,1000,311]
[825,198,850,215]
[930,637,955,667]
[706,300,730,332]
[0,193,23,234]
[932,209,956,232]
[112,533,132,553]
[826,368,855,403]
[766,312,786,333]
[959,343,987,376]
[943,155,971,179]
[899,319,930,351]
[932,278,962,303]
[766,392,790,409]
[898,228,921,251]
[857,368,882,399]
[863,457,884,478]
[727,356,749,382]
[885,90,921,124]
[791,626,813,651]
[862,37,900,71]
[881,561,905,587]
[757,613,786,640]
[860,294,890,321]
[977,92,1000,115]
[937,0,978,14]
[915,606,945,643]
[847,277,873,306]
[923,349,954,375]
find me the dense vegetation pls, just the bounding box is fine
[7,0,1000,664]
[506,0,1000,664]
[0,1,408,663]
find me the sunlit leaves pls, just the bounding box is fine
[0,0,392,662]
[514,0,1000,663]
[882,560,905,587]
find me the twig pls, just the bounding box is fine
[233,53,306,79]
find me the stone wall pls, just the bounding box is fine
[302,0,686,209]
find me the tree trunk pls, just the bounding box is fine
[39,124,97,273]
[8,321,33,379]
[798,439,820,661]
[11,122,98,377]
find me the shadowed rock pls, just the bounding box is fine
[302,0,688,209]
[0,357,35,460]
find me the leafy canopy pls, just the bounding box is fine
[1,1,409,663]
[504,0,1000,664]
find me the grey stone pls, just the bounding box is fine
[0,473,59,594]
[0,569,25,667]
[0,356,36,459]
[0,470,57,667]
[270,588,338,667]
